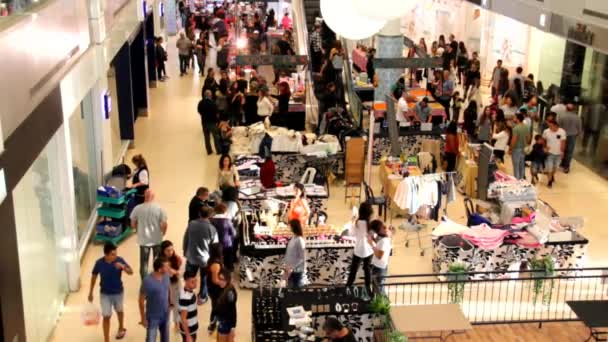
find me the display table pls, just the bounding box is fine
[235,152,344,184]
[567,300,608,342]
[240,243,360,288]
[252,287,374,341]
[432,230,589,276]
[390,304,472,340]
[372,129,444,165]
[238,179,328,214]
[364,88,446,119]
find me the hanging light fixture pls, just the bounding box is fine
[320,0,387,40]
[352,0,410,21]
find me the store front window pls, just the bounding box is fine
[68,103,96,241]
[13,134,69,341]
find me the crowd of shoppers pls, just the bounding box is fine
[403,29,587,186]
[90,143,242,341]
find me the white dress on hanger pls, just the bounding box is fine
[206,30,218,71]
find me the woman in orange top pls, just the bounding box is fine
[287,183,310,226]
[444,121,460,172]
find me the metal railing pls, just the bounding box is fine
[341,37,364,128]
[379,268,608,325]
[293,0,319,131]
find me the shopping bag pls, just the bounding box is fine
[81,303,101,326]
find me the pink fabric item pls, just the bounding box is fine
[493,171,517,182]
[460,224,510,250]
[505,231,542,248]
[511,212,536,224]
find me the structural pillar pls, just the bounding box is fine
[374,19,403,103]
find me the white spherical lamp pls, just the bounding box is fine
[321,0,387,40]
[352,0,410,20]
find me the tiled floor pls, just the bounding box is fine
[50,38,608,341]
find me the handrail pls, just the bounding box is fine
[380,267,608,280]
[293,0,319,131]
[377,267,608,325]
[341,37,363,128]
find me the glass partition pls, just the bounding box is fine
[13,133,69,341]
[68,103,96,241]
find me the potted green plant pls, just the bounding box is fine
[388,330,408,342]
[529,256,555,305]
[447,263,467,304]
[369,294,391,328]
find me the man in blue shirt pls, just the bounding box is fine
[88,242,133,342]
[139,258,173,342]
[415,97,432,123]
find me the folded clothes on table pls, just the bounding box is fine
[460,223,511,250]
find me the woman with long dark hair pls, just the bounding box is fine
[160,240,183,330]
[346,203,374,294]
[215,269,237,342]
[463,100,478,138]
[206,243,224,334]
[444,121,459,172]
[287,183,310,226]
[210,203,236,271]
[228,81,244,126]
[283,219,306,289]
[478,106,493,144]
[456,41,468,85]
[217,154,240,190]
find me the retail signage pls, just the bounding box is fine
[160,2,164,17]
[374,57,442,69]
[234,55,308,66]
[103,90,112,120]
[142,0,147,15]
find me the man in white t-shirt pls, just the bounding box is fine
[542,120,566,188]
[368,220,392,294]
[397,91,410,123]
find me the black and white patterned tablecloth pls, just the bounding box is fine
[432,239,588,277]
[236,153,344,184]
[239,246,363,288]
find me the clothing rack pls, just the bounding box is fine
[403,171,458,180]
[392,170,458,223]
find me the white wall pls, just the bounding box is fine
[537,32,566,89]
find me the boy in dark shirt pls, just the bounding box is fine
[323,317,357,342]
[89,242,133,342]
[528,134,547,185]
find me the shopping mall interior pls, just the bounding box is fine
[1,0,608,341]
